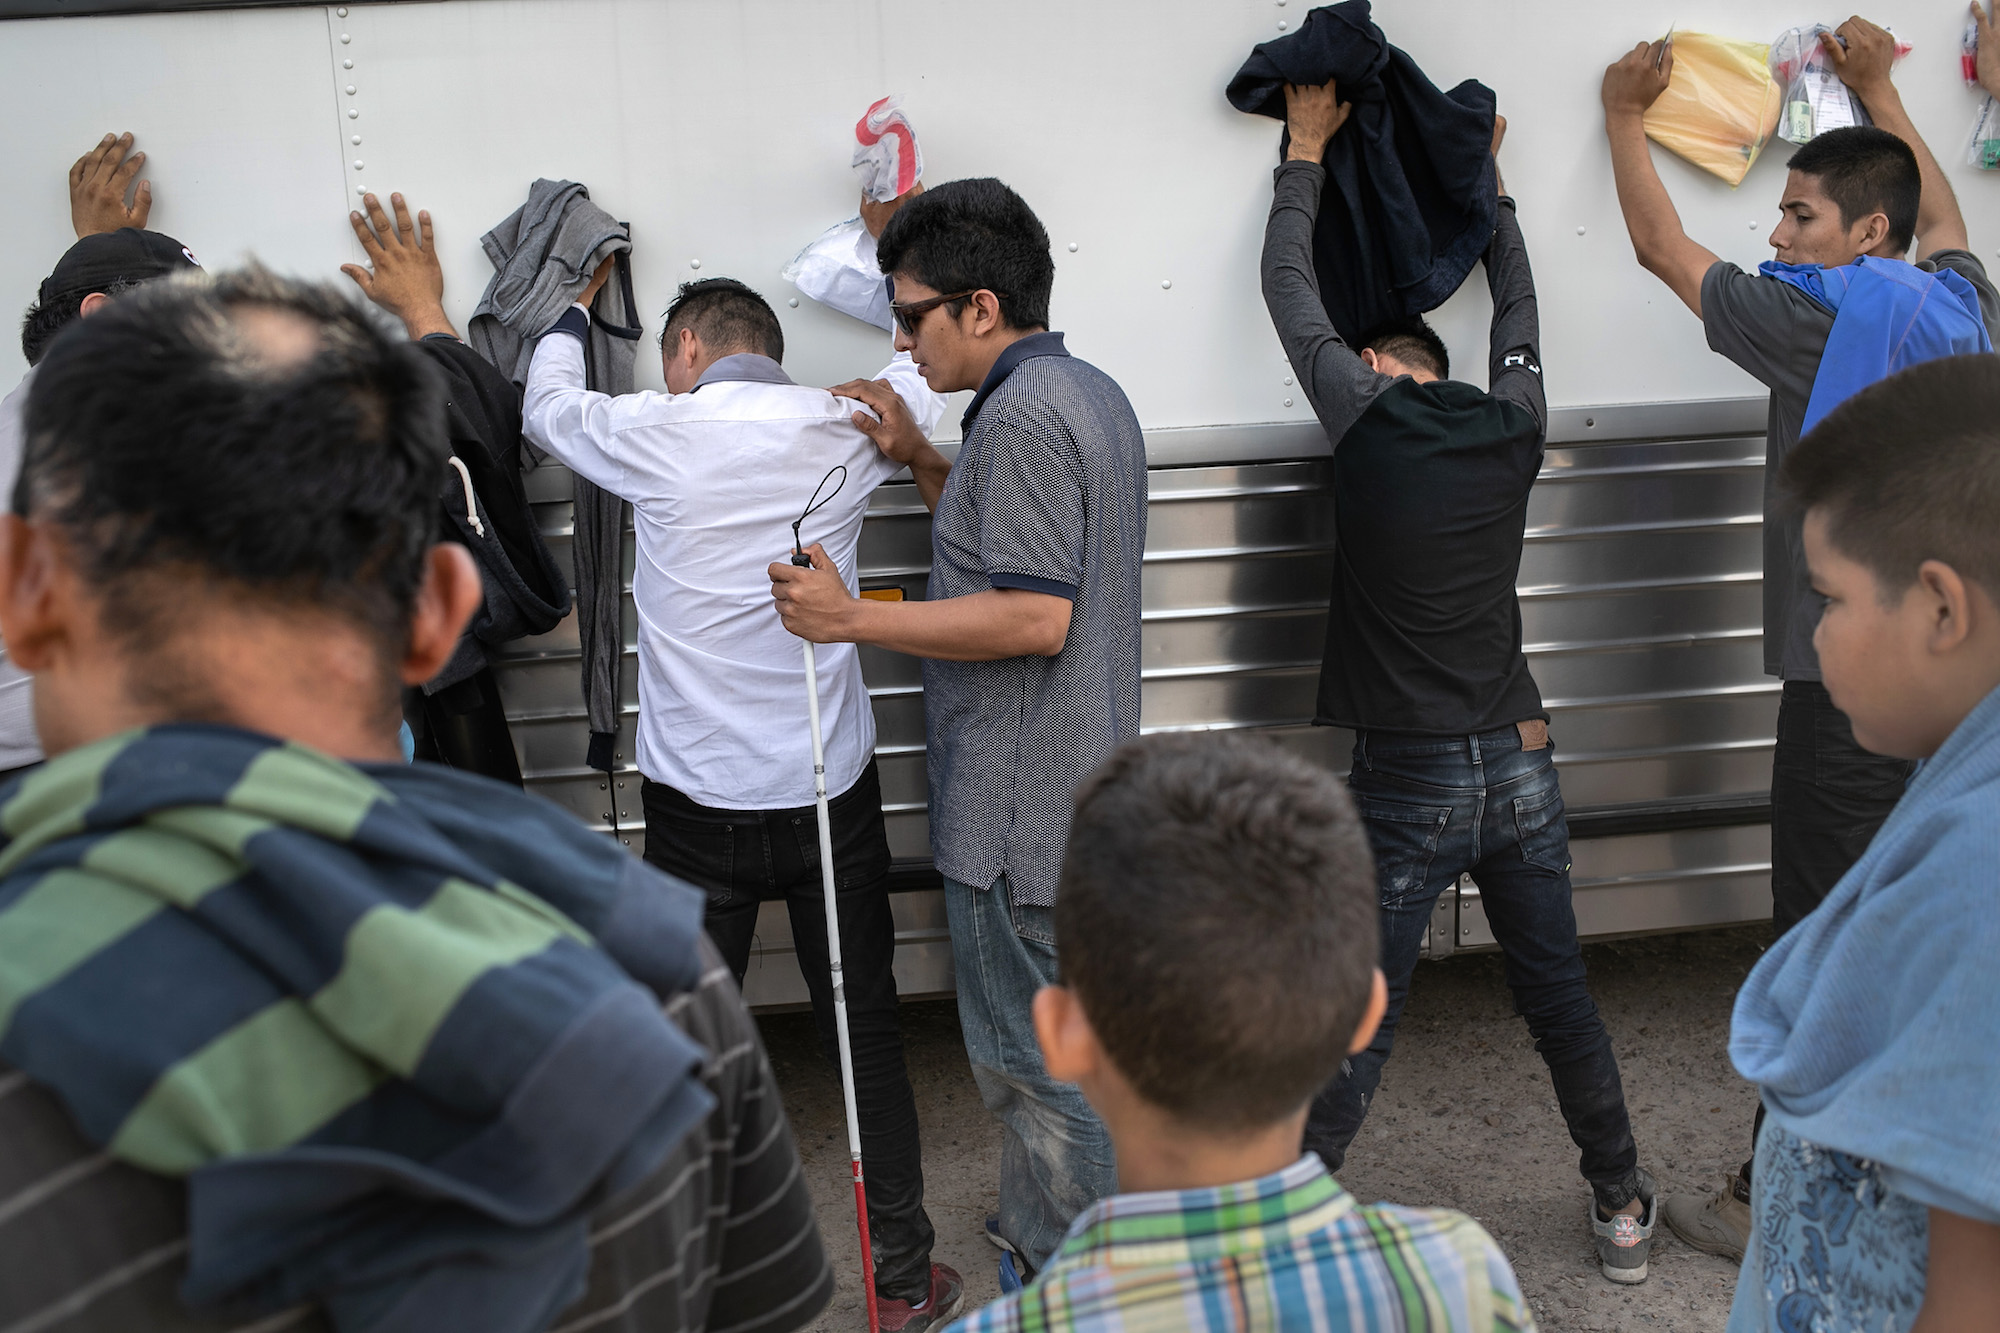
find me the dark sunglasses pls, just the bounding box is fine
[889,289,1005,337]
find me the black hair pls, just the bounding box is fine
[875,178,1054,332]
[20,278,141,367]
[660,277,784,362]
[1782,354,2000,599]
[1056,732,1380,1133]
[20,266,447,673]
[1786,126,1921,256]
[1359,315,1450,380]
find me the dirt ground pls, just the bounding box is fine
[762,924,1771,1332]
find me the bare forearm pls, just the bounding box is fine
[1605,112,1716,314]
[848,588,1071,660]
[1854,84,1968,255]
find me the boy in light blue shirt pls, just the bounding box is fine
[1727,353,2000,1331]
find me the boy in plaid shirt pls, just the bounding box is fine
[948,733,1535,1333]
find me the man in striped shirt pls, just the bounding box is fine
[0,267,831,1333]
[949,734,1535,1333]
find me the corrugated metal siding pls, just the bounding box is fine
[492,406,1775,1005]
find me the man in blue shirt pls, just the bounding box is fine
[769,177,1148,1277]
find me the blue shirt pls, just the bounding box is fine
[921,332,1147,907]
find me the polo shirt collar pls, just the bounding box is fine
[692,353,794,392]
[1047,1154,1351,1271]
[958,330,1068,433]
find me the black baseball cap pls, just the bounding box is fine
[38,228,200,305]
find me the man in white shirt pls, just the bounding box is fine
[523,273,961,1332]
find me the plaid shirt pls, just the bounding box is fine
[948,1156,1535,1333]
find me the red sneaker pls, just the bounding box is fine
[876,1263,965,1333]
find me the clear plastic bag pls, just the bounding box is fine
[1970,96,2000,169]
[1642,32,1783,186]
[1769,24,1910,144]
[853,95,922,204]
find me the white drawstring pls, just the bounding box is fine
[445,456,485,538]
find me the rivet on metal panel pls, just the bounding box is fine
[1283,376,1293,385]
[1575,226,1585,235]
[348,109,360,119]
[346,84,357,95]
[621,837,631,846]
[1283,398,1294,407]
[356,185,367,196]
[337,5,348,13]
[1160,279,1172,290]
[352,135,362,145]
[616,780,625,788]
[788,297,799,307]
[602,812,612,820]
[1068,242,1078,252]
[353,161,364,171]
[690,258,702,270]
[1278,19,1288,28]
[340,33,351,44]
[1585,417,1596,428]
[1749,221,1758,229]
[343,58,353,69]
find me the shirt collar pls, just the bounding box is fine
[1046,1155,1352,1271]
[691,353,794,393]
[958,330,1068,434]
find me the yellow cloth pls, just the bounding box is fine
[1642,33,1783,187]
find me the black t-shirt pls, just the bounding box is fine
[1316,377,1547,735]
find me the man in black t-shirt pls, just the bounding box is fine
[1254,81,1658,1285]
[1602,18,2000,1262]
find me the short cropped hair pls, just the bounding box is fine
[21,266,447,659]
[1359,316,1450,380]
[19,278,141,367]
[1055,732,1380,1133]
[660,277,783,362]
[1782,355,2000,598]
[1787,126,1921,256]
[876,178,1054,332]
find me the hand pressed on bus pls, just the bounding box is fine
[341,192,456,340]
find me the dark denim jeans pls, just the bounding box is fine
[640,760,934,1302]
[944,874,1117,1272]
[1303,725,1642,1211]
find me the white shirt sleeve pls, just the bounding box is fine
[521,310,640,499]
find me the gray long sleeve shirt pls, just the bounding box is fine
[1262,160,1545,444]
[1261,159,1552,735]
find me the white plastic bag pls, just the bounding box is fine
[853,95,922,204]
[1769,25,1909,144]
[781,218,894,332]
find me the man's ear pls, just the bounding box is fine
[401,543,482,686]
[677,326,704,369]
[1855,211,1897,257]
[0,514,70,672]
[968,289,1007,338]
[1032,984,1103,1085]
[77,291,113,319]
[1347,969,1389,1055]
[1358,346,1381,372]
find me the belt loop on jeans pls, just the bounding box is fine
[1468,730,1482,767]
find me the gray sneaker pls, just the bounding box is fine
[1661,1173,1751,1264]
[1592,1170,1658,1284]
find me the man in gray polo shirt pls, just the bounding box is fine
[770,177,1146,1276]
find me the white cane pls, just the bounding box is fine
[787,465,879,1333]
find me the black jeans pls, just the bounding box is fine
[640,760,933,1302]
[1770,680,1913,936]
[1303,725,1643,1212]
[1743,681,1915,1181]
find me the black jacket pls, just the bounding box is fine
[1227,0,1497,342]
[420,336,571,692]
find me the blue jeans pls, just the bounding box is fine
[1302,725,1642,1211]
[945,874,1117,1271]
